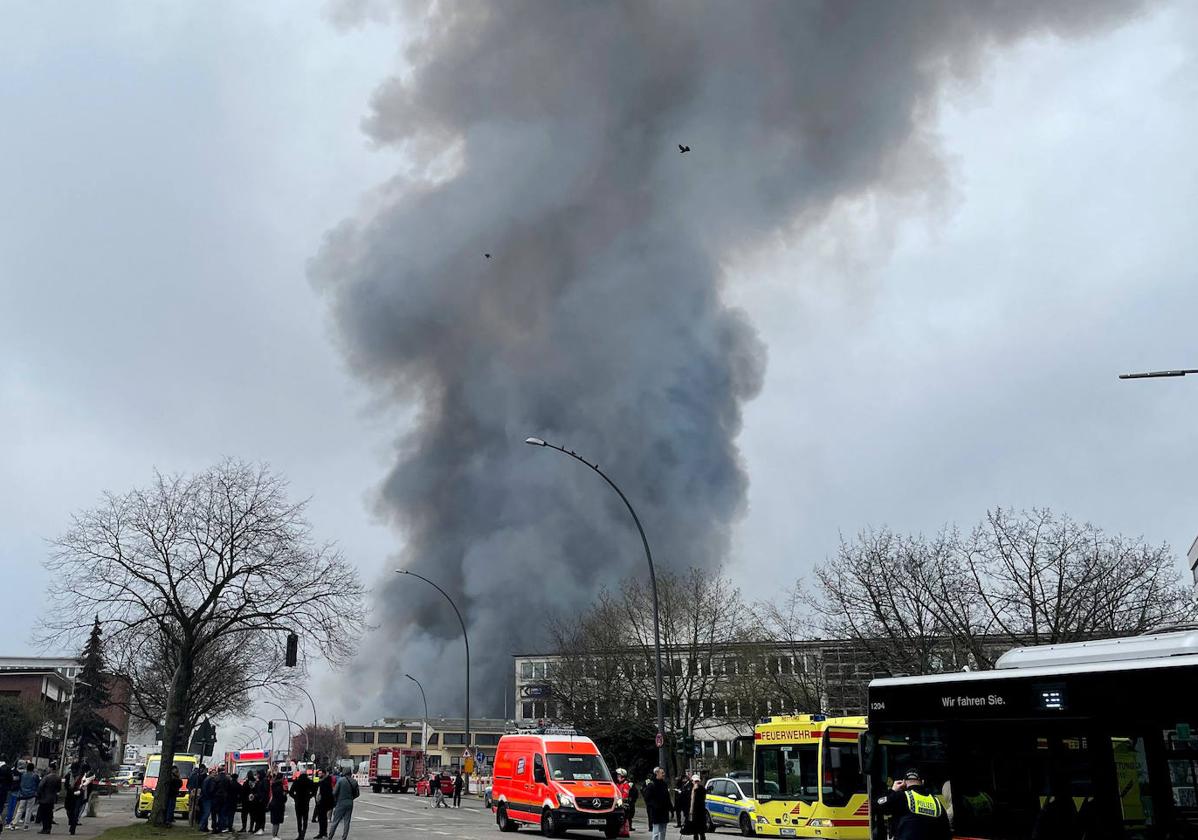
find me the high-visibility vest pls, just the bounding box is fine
[905,789,943,818]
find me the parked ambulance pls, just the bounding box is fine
[491,728,623,838]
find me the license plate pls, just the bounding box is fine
[780,831,796,838]
[588,819,607,826]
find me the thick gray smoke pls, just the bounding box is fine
[312,0,1148,719]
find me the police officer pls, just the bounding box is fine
[874,769,951,840]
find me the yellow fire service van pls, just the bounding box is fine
[752,714,868,838]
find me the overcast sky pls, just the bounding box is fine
[2,1,1196,735]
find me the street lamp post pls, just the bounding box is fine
[1119,368,1198,379]
[524,436,669,772]
[59,677,93,769]
[394,569,471,772]
[405,675,430,759]
[265,702,297,761]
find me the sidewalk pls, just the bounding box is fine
[34,792,140,840]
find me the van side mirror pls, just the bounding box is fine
[534,766,547,784]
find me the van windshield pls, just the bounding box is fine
[546,754,611,782]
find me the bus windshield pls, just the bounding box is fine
[546,754,611,782]
[145,758,196,779]
[755,743,819,802]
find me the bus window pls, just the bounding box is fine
[822,737,864,808]
[1164,723,1198,827]
[755,743,819,803]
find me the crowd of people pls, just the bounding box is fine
[176,764,359,840]
[0,760,96,836]
[419,770,463,809]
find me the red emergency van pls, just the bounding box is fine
[490,728,623,838]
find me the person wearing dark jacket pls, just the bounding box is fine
[188,765,208,828]
[269,774,288,838]
[874,769,951,840]
[289,772,315,840]
[452,771,463,809]
[0,762,13,835]
[61,764,80,836]
[643,768,672,840]
[162,767,183,826]
[222,770,239,833]
[313,771,334,839]
[240,772,256,833]
[35,764,61,835]
[687,774,707,840]
[252,772,270,835]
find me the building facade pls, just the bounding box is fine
[0,656,131,766]
[342,717,508,773]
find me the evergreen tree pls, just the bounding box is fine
[69,616,113,763]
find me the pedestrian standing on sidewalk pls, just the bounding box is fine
[268,773,287,839]
[644,768,671,840]
[288,768,315,840]
[452,771,463,809]
[73,764,93,828]
[673,774,688,829]
[222,767,239,833]
[252,769,270,835]
[327,768,357,840]
[188,764,207,828]
[61,763,80,836]
[13,762,39,830]
[687,774,706,840]
[240,772,255,834]
[0,761,13,835]
[34,763,60,835]
[312,770,333,839]
[162,767,183,826]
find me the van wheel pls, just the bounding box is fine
[739,813,754,836]
[372,784,381,794]
[540,808,563,837]
[497,804,518,832]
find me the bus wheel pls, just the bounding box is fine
[739,813,754,836]
[496,804,518,832]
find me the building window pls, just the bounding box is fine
[475,734,500,746]
[377,732,406,744]
[411,732,423,746]
[520,661,533,680]
[521,700,548,720]
[444,733,466,746]
[345,731,374,744]
[427,734,439,746]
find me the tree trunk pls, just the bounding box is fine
[151,644,194,826]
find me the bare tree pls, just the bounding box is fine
[548,568,750,775]
[42,461,366,824]
[812,508,1196,676]
[961,508,1195,662]
[290,724,346,767]
[749,585,830,714]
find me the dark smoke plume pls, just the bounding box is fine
[312,0,1148,718]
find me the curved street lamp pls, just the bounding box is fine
[405,674,430,756]
[524,436,669,771]
[394,569,471,770]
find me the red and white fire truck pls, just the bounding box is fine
[368,746,425,794]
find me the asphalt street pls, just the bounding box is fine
[347,791,681,840]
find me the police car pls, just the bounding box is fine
[705,776,769,836]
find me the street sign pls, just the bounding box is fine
[655,733,664,748]
[693,743,701,757]
[464,757,475,774]
[475,750,484,765]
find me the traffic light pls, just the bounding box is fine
[285,633,299,667]
[268,721,274,733]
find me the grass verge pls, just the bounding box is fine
[95,823,206,840]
